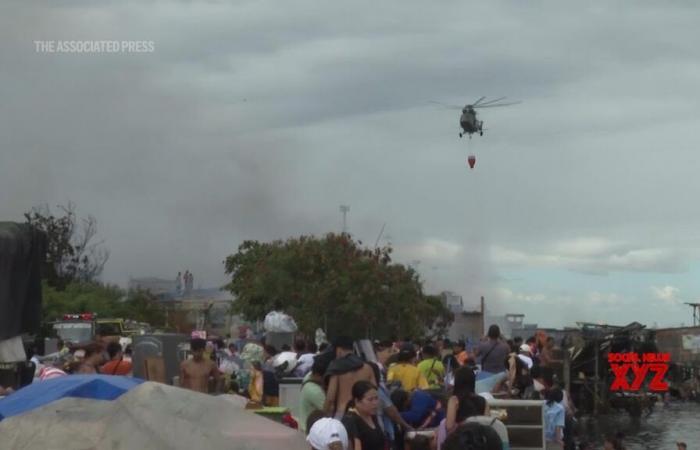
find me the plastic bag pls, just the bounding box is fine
[315,328,327,348]
[263,311,298,333]
[272,351,298,376]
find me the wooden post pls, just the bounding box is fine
[594,338,599,415]
[563,341,571,393]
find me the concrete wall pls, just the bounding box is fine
[447,312,483,346]
[655,326,700,367]
[486,314,526,339]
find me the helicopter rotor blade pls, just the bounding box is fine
[428,100,463,110]
[477,96,508,106]
[474,101,522,109]
[471,96,487,106]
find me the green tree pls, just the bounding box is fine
[42,281,124,321]
[119,289,167,327]
[223,233,453,340]
[42,282,165,326]
[25,202,109,290]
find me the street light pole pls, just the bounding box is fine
[340,205,350,234]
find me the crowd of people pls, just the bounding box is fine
[0,339,134,399]
[293,325,636,450]
[29,339,134,380]
[291,332,510,450]
[2,324,647,450]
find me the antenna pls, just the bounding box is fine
[374,223,386,248]
[340,205,350,234]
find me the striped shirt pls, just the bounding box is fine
[39,366,67,381]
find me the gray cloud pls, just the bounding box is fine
[2,1,700,325]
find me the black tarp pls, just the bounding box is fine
[0,222,46,340]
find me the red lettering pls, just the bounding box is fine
[643,353,654,363]
[660,353,671,363]
[622,353,640,363]
[648,364,669,391]
[610,364,631,391]
[609,353,640,363]
[629,364,648,391]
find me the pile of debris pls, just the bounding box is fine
[0,381,308,450]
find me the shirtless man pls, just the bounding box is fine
[180,338,220,394]
[324,336,377,419]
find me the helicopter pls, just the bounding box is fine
[431,96,520,138]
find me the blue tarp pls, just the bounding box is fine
[0,375,143,420]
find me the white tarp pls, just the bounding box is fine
[0,382,309,450]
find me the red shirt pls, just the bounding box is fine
[101,359,133,376]
[456,350,469,366]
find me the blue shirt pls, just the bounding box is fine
[400,390,445,428]
[544,402,565,442]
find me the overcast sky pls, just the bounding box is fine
[2,1,700,328]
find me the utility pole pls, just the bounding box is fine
[480,296,485,337]
[685,303,700,327]
[340,205,350,234]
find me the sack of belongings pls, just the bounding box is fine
[263,311,297,333]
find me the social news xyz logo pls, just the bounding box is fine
[608,352,670,392]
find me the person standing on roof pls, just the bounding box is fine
[183,270,190,294]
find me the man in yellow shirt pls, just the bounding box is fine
[387,344,429,391]
[417,345,445,389]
